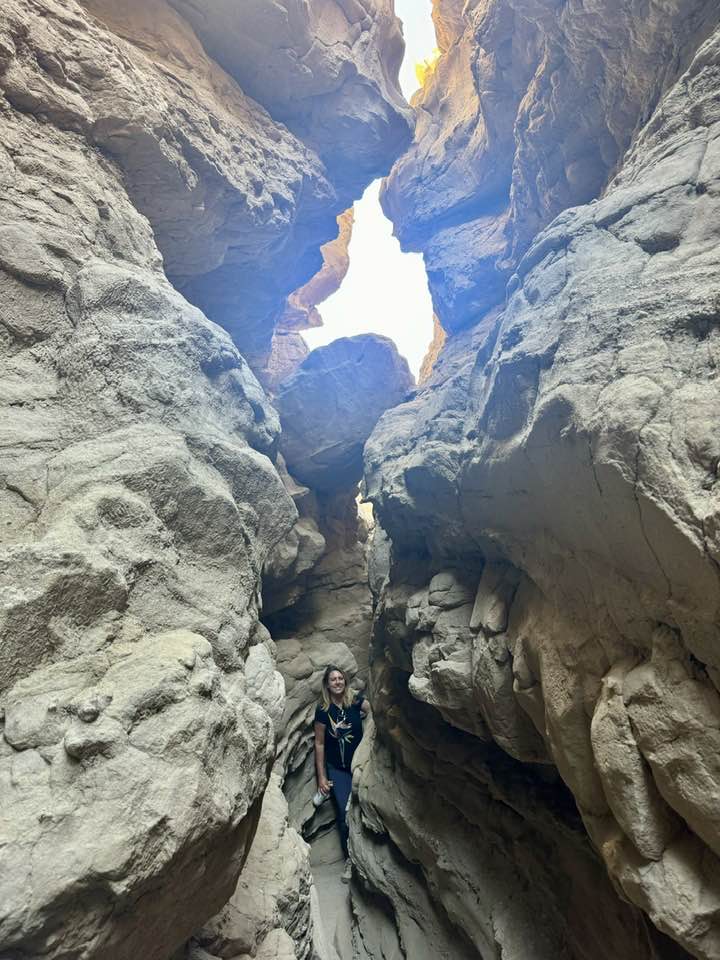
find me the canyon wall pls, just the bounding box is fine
[3,1,720,959]
[0,2,410,957]
[357,1,720,958]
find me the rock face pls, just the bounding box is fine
[161,0,413,364]
[357,2,720,959]
[186,774,314,960]
[260,208,355,392]
[0,2,408,958]
[5,0,720,957]
[1,631,273,960]
[264,332,413,839]
[277,334,413,491]
[166,0,411,202]
[383,0,719,333]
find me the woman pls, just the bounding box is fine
[314,665,369,879]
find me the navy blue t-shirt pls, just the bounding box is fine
[314,700,364,771]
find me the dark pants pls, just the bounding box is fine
[327,763,352,857]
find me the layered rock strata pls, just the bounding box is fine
[0,2,409,957]
[358,2,720,958]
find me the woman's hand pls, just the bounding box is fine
[318,775,333,796]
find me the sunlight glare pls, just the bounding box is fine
[300,2,438,380]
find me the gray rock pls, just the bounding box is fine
[187,774,315,960]
[0,631,274,960]
[0,2,408,957]
[277,335,413,492]
[382,0,719,333]
[360,6,720,959]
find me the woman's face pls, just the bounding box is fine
[328,670,346,695]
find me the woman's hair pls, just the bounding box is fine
[320,664,353,710]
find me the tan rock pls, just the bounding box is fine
[259,209,355,392]
[259,332,312,396]
[418,313,447,384]
[352,662,660,960]
[591,658,680,860]
[362,6,720,957]
[0,632,273,960]
[469,562,521,635]
[279,209,355,335]
[383,0,719,333]
[0,1,409,956]
[623,628,720,861]
[188,774,315,960]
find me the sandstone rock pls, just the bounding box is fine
[469,563,521,635]
[187,774,315,960]
[605,832,720,960]
[382,0,719,333]
[4,0,337,363]
[0,631,273,960]
[591,658,681,861]
[623,628,720,861]
[258,209,355,392]
[244,643,287,738]
[361,5,720,957]
[264,517,328,615]
[260,332,312,395]
[0,1,408,956]
[279,209,355,336]
[351,662,662,960]
[8,0,409,369]
[166,0,413,200]
[400,571,547,761]
[277,335,413,491]
[417,313,447,384]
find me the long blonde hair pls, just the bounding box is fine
[321,664,353,710]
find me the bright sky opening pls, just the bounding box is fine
[302,1,437,380]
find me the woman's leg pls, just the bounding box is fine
[326,763,352,857]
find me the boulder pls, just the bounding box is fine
[277,335,413,491]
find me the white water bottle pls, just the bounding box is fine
[312,789,330,807]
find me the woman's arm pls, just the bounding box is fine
[314,721,332,795]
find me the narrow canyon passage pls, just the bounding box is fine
[2,2,720,960]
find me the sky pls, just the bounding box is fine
[302,1,437,379]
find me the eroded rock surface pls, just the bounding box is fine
[5,0,720,957]
[357,3,720,959]
[260,208,355,392]
[186,774,314,960]
[383,0,718,333]
[277,334,413,491]
[0,1,408,957]
[166,0,412,201]
[1,631,273,960]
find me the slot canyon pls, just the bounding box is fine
[2,1,720,959]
